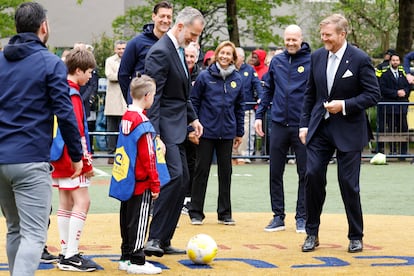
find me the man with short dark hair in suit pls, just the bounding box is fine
[299,14,380,253]
[143,6,205,257]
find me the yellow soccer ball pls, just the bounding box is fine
[187,234,218,264]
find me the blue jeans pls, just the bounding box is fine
[0,162,52,275]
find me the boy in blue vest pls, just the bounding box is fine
[51,48,98,272]
[111,74,161,274]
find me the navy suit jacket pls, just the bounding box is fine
[300,44,380,152]
[144,34,197,144]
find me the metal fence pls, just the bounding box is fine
[373,102,414,159]
[89,101,414,160]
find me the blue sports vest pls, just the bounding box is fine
[109,121,170,201]
[50,88,90,161]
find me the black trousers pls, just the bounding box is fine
[106,115,122,154]
[189,138,233,221]
[148,142,188,247]
[120,189,152,265]
[184,139,198,198]
[305,120,364,240]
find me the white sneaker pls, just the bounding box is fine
[127,262,162,274]
[119,260,130,271]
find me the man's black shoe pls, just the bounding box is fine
[302,235,319,252]
[144,239,164,257]
[163,246,186,255]
[40,246,59,263]
[348,240,363,253]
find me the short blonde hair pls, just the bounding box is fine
[320,14,349,35]
[129,73,156,100]
[214,41,238,65]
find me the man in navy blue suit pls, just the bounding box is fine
[143,7,205,257]
[299,14,380,253]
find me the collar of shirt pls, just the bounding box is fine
[128,105,144,114]
[167,30,181,54]
[391,68,399,75]
[329,41,347,62]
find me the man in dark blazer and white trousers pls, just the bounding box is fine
[299,14,380,253]
[143,7,205,257]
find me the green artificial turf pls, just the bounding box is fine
[51,161,414,216]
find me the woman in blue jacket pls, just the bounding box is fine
[189,41,244,225]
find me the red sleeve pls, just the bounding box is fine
[71,94,93,173]
[71,95,85,136]
[135,132,160,194]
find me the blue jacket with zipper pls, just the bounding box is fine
[190,63,244,139]
[0,33,82,164]
[256,42,311,127]
[118,23,159,103]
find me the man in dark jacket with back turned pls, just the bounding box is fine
[0,2,83,275]
[255,25,311,234]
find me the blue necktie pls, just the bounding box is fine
[178,47,188,77]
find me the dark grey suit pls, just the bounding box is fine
[300,43,380,240]
[144,33,197,247]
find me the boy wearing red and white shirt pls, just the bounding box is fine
[52,48,97,272]
[115,74,162,274]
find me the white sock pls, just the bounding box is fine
[184,197,191,204]
[57,209,71,256]
[65,211,87,258]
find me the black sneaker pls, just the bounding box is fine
[218,218,236,225]
[58,253,98,272]
[57,254,64,264]
[40,247,59,263]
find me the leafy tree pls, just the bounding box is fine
[112,0,295,50]
[91,33,116,77]
[298,0,399,58]
[112,5,153,40]
[336,0,399,57]
[0,0,26,39]
[396,0,414,57]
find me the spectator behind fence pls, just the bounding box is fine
[182,42,202,215]
[202,50,214,69]
[143,6,205,257]
[376,49,395,71]
[299,14,380,253]
[0,2,83,275]
[255,25,310,234]
[251,49,269,80]
[377,53,410,157]
[118,1,173,104]
[233,47,263,164]
[104,40,127,164]
[189,41,244,226]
